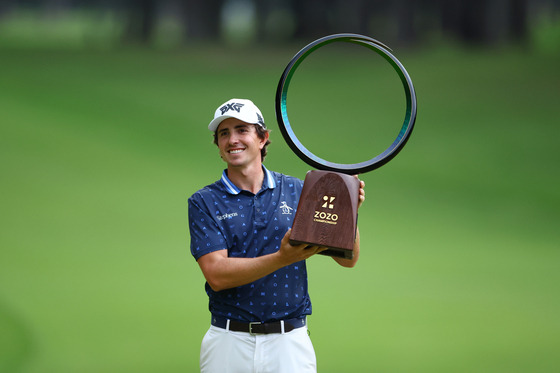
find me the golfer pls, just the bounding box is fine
[188,98,365,372]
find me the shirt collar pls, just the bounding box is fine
[221,165,276,195]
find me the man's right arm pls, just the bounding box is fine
[197,229,326,292]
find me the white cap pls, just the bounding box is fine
[208,98,266,131]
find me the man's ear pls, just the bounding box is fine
[259,131,269,148]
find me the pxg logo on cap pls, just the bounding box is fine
[219,102,244,115]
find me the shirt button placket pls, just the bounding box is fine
[254,195,264,224]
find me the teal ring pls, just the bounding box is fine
[275,33,417,174]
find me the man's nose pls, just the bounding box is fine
[228,132,240,144]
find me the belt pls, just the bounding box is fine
[211,315,306,335]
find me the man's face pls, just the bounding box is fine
[216,118,268,168]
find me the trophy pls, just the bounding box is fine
[275,34,417,259]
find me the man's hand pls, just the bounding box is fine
[277,229,327,266]
[355,176,366,209]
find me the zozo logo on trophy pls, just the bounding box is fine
[314,195,338,224]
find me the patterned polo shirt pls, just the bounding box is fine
[188,166,311,323]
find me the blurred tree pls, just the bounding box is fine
[256,0,380,41]
[510,0,528,42]
[292,0,335,39]
[0,0,548,47]
[122,0,157,44]
[0,0,12,16]
[441,0,529,44]
[180,0,225,41]
[331,0,374,36]
[458,0,487,43]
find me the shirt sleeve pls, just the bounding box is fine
[188,194,228,261]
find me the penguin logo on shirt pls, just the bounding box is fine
[279,201,293,215]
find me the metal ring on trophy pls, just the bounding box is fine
[275,33,417,175]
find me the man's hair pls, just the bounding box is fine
[213,124,271,161]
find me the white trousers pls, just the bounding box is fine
[200,324,317,373]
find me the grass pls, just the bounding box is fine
[0,44,559,372]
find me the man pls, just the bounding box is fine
[188,98,365,372]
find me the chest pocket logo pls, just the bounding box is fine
[279,201,293,215]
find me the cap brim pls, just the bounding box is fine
[208,115,234,131]
[208,115,264,132]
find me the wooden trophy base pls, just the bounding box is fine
[290,170,360,259]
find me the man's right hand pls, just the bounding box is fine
[277,229,327,266]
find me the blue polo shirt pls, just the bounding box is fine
[188,166,310,323]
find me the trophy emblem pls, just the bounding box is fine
[275,34,417,259]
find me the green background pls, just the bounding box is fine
[1,44,559,372]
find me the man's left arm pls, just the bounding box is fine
[332,177,365,268]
